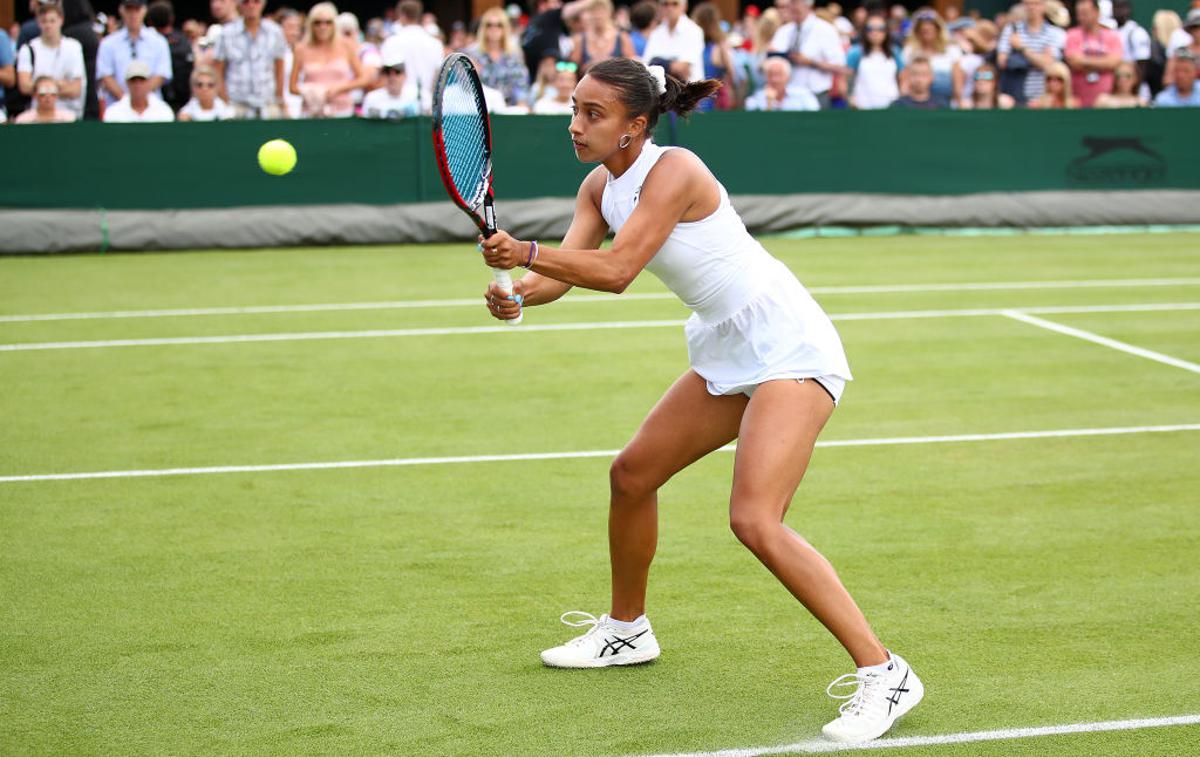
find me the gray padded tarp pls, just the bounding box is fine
[3,191,1199,253]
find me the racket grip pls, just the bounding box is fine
[492,267,523,326]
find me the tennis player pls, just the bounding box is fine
[478,58,922,744]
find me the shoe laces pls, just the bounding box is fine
[558,611,606,647]
[826,671,885,718]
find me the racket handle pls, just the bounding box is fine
[492,267,523,326]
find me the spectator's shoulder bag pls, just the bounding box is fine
[999,23,1029,105]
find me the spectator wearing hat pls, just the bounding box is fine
[102,58,175,120]
[1167,8,1200,57]
[13,74,76,121]
[360,54,419,118]
[16,1,86,118]
[380,1,443,113]
[745,55,819,110]
[997,0,1066,105]
[1154,47,1200,106]
[1065,0,1122,107]
[96,0,173,108]
[532,59,577,113]
[889,54,949,108]
[213,0,287,118]
[1164,9,1200,87]
[177,64,233,119]
[768,0,844,107]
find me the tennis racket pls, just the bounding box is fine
[431,52,522,326]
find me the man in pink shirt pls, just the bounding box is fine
[1065,0,1123,107]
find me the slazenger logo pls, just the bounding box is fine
[1067,137,1166,185]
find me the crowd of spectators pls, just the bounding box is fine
[1,0,1198,124]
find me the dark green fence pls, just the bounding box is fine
[2,109,1197,211]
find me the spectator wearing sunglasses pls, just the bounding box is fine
[360,54,419,118]
[213,0,287,118]
[961,63,1014,108]
[13,74,76,122]
[290,3,370,118]
[177,64,233,119]
[533,59,577,113]
[1028,60,1079,107]
[1094,59,1145,106]
[846,14,901,109]
[466,7,530,106]
[96,0,172,108]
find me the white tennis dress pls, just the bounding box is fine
[600,141,852,400]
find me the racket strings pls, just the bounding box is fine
[440,62,490,212]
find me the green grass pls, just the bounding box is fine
[2,234,1199,756]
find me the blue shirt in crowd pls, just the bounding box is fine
[1153,85,1200,107]
[95,26,173,104]
[0,30,14,68]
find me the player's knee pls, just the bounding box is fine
[729,509,773,553]
[609,453,657,502]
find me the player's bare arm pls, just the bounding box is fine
[480,150,714,293]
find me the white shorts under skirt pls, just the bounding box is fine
[684,261,852,404]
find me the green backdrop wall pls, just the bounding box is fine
[2,109,1197,212]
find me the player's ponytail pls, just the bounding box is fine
[586,58,721,135]
[656,70,721,120]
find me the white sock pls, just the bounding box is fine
[857,652,894,675]
[606,614,646,630]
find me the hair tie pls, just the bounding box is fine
[647,65,667,95]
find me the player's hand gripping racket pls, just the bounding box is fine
[431,52,522,325]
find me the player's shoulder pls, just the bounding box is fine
[649,146,708,180]
[580,164,609,202]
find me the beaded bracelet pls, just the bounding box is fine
[523,239,540,269]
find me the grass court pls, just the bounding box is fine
[1,232,1198,755]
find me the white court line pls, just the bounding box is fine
[1003,311,1200,375]
[2,423,1197,484]
[2,303,1198,353]
[2,278,1198,323]
[626,713,1200,757]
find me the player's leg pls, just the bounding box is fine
[609,369,747,621]
[728,378,885,664]
[541,370,746,668]
[729,378,922,742]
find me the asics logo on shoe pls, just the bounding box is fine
[599,629,649,657]
[885,669,910,715]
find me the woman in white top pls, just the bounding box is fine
[479,58,922,746]
[178,66,234,121]
[848,15,901,109]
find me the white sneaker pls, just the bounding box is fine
[540,611,661,668]
[821,652,924,743]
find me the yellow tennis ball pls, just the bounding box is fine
[258,139,297,176]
